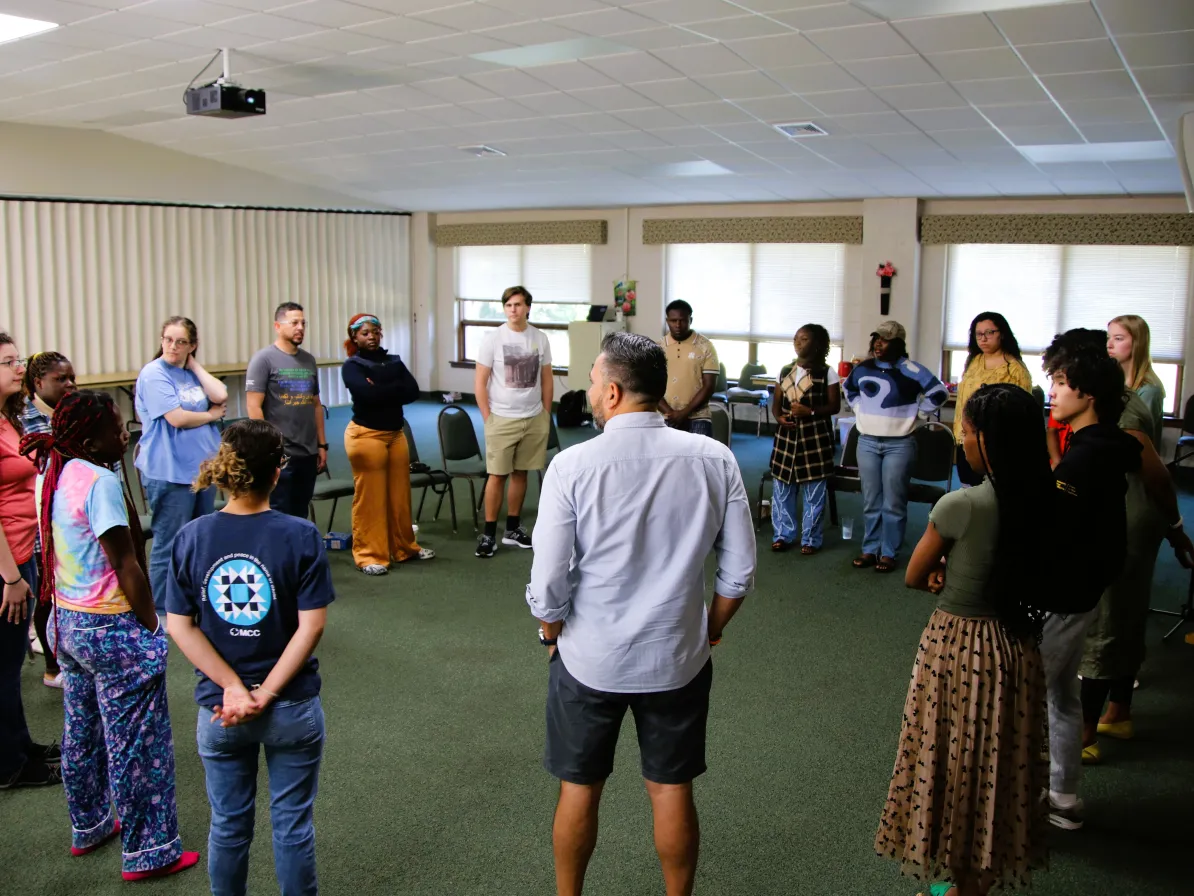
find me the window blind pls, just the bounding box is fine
[456,244,592,303]
[944,244,1192,361]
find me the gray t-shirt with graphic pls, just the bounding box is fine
[246,345,320,456]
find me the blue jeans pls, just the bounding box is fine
[856,434,917,560]
[270,455,319,519]
[196,696,325,896]
[771,478,829,548]
[0,559,38,778]
[145,479,215,613]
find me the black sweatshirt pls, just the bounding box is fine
[340,349,420,433]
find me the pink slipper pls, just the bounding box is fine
[72,821,121,857]
[122,851,200,882]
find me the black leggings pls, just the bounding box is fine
[1081,676,1135,723]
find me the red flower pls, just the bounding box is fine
[876,262,896,277]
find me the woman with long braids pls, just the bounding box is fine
[0,334,62,789]
[20,351,76,688]
[876,384,1050,896]
[21,389,199,880]
[135,316,226,614]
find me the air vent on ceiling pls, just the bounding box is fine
[460,144,507,157]
[774,121,828,138]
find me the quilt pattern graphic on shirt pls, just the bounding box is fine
[206,555,274,626]
[503,344,540,389]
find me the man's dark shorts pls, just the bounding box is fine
[544,652,712,785]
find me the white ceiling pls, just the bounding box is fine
[0,0,1191,210]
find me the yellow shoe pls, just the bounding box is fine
[1186,632,1194,646]
[1081,742,1101,764]
[1097,720,1134,740]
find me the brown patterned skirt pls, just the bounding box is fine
[875,609,1049,891]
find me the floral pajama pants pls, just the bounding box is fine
[53,608,183,873]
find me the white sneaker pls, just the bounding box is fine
[360,564,388,576]
[1048,796,1084,831]
[43,672,64,690]
[29,633,43,656]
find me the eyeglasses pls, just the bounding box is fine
[161,337,192,348]
[0,358,27,370]
[975,329,1000,340]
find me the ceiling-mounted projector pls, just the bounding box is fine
[183,48,265,119]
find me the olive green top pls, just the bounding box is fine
[1133,381,1164,450]
[931,480,1000,618]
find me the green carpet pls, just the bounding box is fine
[3,403,1192,895]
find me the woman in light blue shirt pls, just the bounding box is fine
[134,316,227,613]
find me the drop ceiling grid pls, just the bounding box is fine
[0,0,1187,208]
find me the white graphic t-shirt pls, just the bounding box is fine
[478,323,552,419]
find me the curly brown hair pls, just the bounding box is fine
[195,419,285,498]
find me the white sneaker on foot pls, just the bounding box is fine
[1048,796,1084,831]
[360,564,388,576]
[43,672,64,689]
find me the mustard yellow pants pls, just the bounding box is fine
[344,422,422,568]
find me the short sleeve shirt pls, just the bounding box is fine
[245,346,321,456]
[477,324,552,419]
[134,359,220,484]
[930,480,1000,619]
[0,420,37,566]
[166,510,335,707]
[661,332,720,421]
[38,460,131,614]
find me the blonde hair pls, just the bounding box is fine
[1109,314,1165,395]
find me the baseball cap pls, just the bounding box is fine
[873,320,906,342]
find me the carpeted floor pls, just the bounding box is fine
[4,402,1193,895]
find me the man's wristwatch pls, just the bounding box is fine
[538,627,557,647]
[317,443,329,450]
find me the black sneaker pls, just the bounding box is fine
[0,760,63,789]
[475,535,497,558]
[30,741,61,764]
[502,526,533,549]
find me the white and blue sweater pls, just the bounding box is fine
[843,358,948,438]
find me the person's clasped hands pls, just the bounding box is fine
[210,681,276,728]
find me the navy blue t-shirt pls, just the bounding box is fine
[166,510,335,707]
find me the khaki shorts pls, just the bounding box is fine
[485,411,550,476]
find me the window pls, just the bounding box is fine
[456,244,592,369]
[666,242,847,382]
[944,244,1191,413]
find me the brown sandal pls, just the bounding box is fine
[771,540,791,552]
[852,553,876,568]
[800,545,819,555]
[875,556,897,573]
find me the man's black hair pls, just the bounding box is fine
[274,302,304,321]
[1042,328,1125,424]
[600,331,668,405]
[665,300,692,318]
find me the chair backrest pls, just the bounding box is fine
[1030,385,1045,409]
[1183,393,1194,435]
[709,402,731,447]
[738,362,766,383]
[912,423,956,488]
[715,363,727,393]
[402,420,421,463]
[839,423,860,470]
[437,405,482,466]
[547,414,560,451]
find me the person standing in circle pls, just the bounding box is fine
[341,313,434,576]
[246,303,328,519]
[135,317,226,616]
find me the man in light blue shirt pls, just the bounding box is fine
[527,331,755,896]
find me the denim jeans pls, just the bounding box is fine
[771,478,829,548]
[0,559,38,778]
[196,696,325,896]
[856,434,917,559]
[270,455,319,519]
[145,478,215,613]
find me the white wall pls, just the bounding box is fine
[0,122,393,210]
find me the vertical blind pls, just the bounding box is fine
[665,243,846,342]
[455,244,592,303]
[0,201,410,406]
[945,244,1192,362]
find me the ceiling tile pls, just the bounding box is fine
[414,104,489,127]
[980,102,1069,128]
[989,3,1107,45]
[345,16,456,42]
[925,47,1028,81]
[585,52,682,83]
[1017,39,1125,77]
[1042,69,1142,101]
[547,7,661,36]
[629,0,750,27]
[599,129,669,149]
[409,2,527,31]
[903,106,989,130]
[1116,31,1194,69]
[654,43,756,76]
[604,27,714,51]
[459,97,542,121]
[653,126,727,146]
[769,3,882,31]
[514,90,596,115]
[1080,121,1165,142]
[611,105,693,128]
[893,14,1006,54]
[479,21,588,45]
[954,77,1050,105]
[734,94,823,122]
[693,70,787,99]
[1134,65,1194,96]
[526,61,617,92]
[628,78,720,105]
[218,13,327,40]
[135,0,246,27]
[704,120,790,144]
[684,14,796,41]
[464,68,555,98]
[568,84,656,111]
[872,82,966,111]
[558,111,634,133]
[670,100,758,125]
[824,111,916,135]
[1095,0,1194,36]
[415,33,518,57]
[929,127,1012,150]
[805,88,892,115]
[275,0,389,29]
[723,33,830,69]
[1059,95,1156,124]
[1000,123,1085,145]
[770,63,863,93]
[843,55,944,88]
[806,23,917,62]
[410,57,507,77]
[286,30,397,54]
[0,0,111,26]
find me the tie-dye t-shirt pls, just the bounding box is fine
[37,459,130,614]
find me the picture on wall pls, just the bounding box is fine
[614,279,637,316]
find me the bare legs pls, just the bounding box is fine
[483,470,528,523]
[552,779,699,896]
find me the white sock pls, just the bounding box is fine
[1049,791,1078,808]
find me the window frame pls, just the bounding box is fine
[455,319,570,373]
